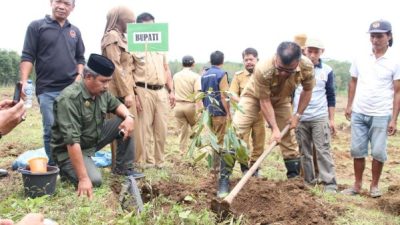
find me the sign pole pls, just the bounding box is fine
[145,42,148,89]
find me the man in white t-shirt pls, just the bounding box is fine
[343,19,400,198]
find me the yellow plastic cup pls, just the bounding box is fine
[28,157,48,173]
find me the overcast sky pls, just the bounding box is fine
[0,0,399,63]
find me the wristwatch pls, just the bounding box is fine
[295,112,302,119]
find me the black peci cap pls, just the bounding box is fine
[182,55,194,64]
[87,54,115,77]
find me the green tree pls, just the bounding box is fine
[169,59,181,75]
[222,61,242,82]
[0,49,21,85]
[169,61,242,82]
[325,59,351,95]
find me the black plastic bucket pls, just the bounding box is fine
[19,165,59,198]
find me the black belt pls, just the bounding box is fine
[176,100,194,103]
[136,82,164,90]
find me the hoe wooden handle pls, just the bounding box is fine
[223,124,290,205]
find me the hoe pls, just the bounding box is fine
[211,124,290,216]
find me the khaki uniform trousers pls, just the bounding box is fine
[136,86,169,166]
[234,96,299,160]
[211,116,227,170]
[233,110,266,164]
[174,102,197,153]
[131,98,145,164]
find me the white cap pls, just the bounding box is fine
[305,38,324,49]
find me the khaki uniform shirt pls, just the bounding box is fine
[195,76,201,92]
[132,52,167,85]
[229,70,251,97]
[220,74,230,92]
[173,67,199,102]
[51,82,121,162]
[242,55,315,99]
[101,30,135,98]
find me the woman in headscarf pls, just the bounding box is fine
[101,6,144,176]
[102,6,135,108]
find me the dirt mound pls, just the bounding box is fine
[378,185,400,216]
[143,177,340,224]
[141,177,216,209]
[229,178,340,224]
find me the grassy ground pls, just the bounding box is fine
[1,86,400,224]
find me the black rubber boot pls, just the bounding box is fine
[240,163,249,174]
[240,163,260,177]
[217,176,230,198]
[284,158,300,179]
[249,161,261,178]
[217,154,234,198]
[253,168,260,178]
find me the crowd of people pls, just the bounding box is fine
[1,0,399,223]
[178,19,399,198]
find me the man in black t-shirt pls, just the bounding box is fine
[19,0,85,165]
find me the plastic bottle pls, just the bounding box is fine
[43,218,58,225]
[24,79,34,108]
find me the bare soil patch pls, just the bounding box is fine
[378,185,400,216]
[143,177,342,224]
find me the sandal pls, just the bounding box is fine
[340,187,359,196]
[370,187,382,198]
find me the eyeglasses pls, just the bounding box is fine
[274,59,297,75]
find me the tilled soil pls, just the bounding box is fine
[378,184,400,216]
[142,177,341,224]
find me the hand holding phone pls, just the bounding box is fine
[12,81,22,106]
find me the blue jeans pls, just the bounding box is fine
[37,91,61,166]
[351,112,391,162]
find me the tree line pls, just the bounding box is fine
[0,49,350,94]
[0,49,23,86]
[170,58,351,94]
